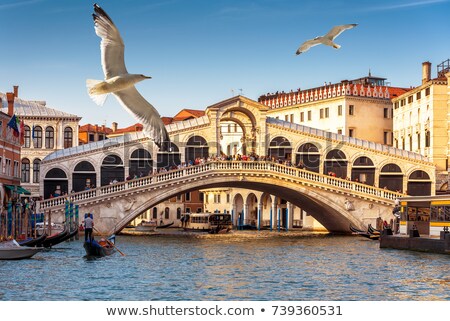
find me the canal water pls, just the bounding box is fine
[1,231,449,301]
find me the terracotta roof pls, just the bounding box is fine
[173,109,205,121]
[79,124,113,134]
[110,123,143,135]
[161,117,174,125]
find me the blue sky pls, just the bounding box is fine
[0,0,449,128]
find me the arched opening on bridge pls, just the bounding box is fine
[157,142,181,169]
[260,193,272,228]
[185,136,209,163]
[72,161,96,192]
[129,148,152,177]
[100,154,124,186]
[268,136,292,160]
[295,143,320,172]
[351,156,375,185]
[44,168,68,199]
[323,149,347,178]
[245,193,258,227]
[407,170,432,196]
[219,120,245,156]
[379,164,403,192]
[233,193,244,226]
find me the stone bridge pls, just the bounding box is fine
[39,161,403,235]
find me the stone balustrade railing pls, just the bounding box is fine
[38,161,402,211]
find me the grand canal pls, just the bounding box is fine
[1,231,449,301]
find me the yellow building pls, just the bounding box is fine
[393,60,450,192]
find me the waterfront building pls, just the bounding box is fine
[79,123,112,145]
[0,91,22,210]
[0,86,81,198]
[392,60,450,192]
[258,73,410,145]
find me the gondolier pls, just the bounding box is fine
[84,214,94,242]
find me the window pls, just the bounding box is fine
[417,133,421,149]
[307,110,311,121]
[199,192,204,202]
[5,159,11,176]
[401,99,406,106]
[394,102,399,109]
[325,108,329,118]
[402,138,405,150]
[349,129,354,137]
[425,87,430,96]
[64,127,73,148]
[425,131,430,147]
[185,192,191,201]
[226,193,230,203]
[21,158,30,183]
[320,109,324,119]
[89,134,95,142]
[285,114,289,121]
[383,108,389,118]
[24,126,31,148]
[337,129,342,135]
[383,131,389,145]
[185,207,191,213]
[409,135,413,151]
[349,105,354,115]
[177,194,182,201]
[164,207,170,219]
[152,207,157,219]
[290,114,294,123]
[33,158,41,183]
[234,124,238,132]
[416,92,421,100]
[14,161,19,177]
[300,112,304,122]
[408,96,413,104]
[214,194,221,203]
[338,105,342,116]
[45,127,54,149]
[33,126,42,148]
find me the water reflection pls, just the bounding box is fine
[0,232,449,300]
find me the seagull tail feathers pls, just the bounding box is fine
[333,44,341,49]
[86,79,109,106]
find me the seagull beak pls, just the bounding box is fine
[145,75,152,79]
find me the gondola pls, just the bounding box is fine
[368,224,381,235]
[42,227,69,248]
[18,233,47,247]
[157,221,174,229]
[349,224,379,240]
[84,235,116,257]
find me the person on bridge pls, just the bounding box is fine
[84,213,94,243]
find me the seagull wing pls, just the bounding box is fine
[296,38,323,55]
[113,87,170,148]
[93,4,127,78]
[325,24,357,41]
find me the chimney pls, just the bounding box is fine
[13,85,19,98]
[422,61,431,84]
[112,122,118,132]
[6,92,15,116]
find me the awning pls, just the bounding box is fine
[4,185,31,195]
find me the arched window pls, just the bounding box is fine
[351,156,375,185]
[129,148,152,176]
[43,168,68,199]
[379,163,403,192]
[164,207,170,219]
[64,127,73,148]
[407,170,431,196]
[45,127,54,149]
[157,142,181,170]
[73,161,96,192]
[295,143,320,172]
[177,207,182,219]
[21,158,30,183]
[24,126,31,148]
[425,131,430,147]
[323,149,347,178]
[152,207,158,219]
[33,158,41,183]
[185,136,208,163]
[100,154,124,186]
[33,126,42,148]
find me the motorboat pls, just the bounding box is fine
[0,240,43,260]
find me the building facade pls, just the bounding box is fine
[0,87,81,198]
[392,60,450,192]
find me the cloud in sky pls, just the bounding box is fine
[0,0,43,11]
[364,0,449,12]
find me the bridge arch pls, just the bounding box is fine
[379,163,404,192]
[407,170,432,196]
[129,148,152,177]
[268,136,292,160]
[100,154,124,186]
[185,135,208,163]
[72,160,96,192]
[351,156,375,185]
[157,142,181,169]
[323,149,348,178]
[43,167,68,199]
[294,142,321,172]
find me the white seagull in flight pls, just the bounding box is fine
[87,3,170,149]
[295,24,358,55]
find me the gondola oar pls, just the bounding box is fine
[93,227,125,256]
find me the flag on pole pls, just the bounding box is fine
[7,114,20,137]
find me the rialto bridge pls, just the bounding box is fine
[38,96,436,235]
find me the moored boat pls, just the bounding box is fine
[84,235,116,257]
[0,240,43,260]
[183,213,233,233]
[18,233,47,247]
[135,220,157,232]
[158,221,174,228]
[42,226,69,248]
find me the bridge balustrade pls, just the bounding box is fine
[39,160,402,211]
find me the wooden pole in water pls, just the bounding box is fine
[48,209,52,236]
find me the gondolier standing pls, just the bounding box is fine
[84,214,94,242]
